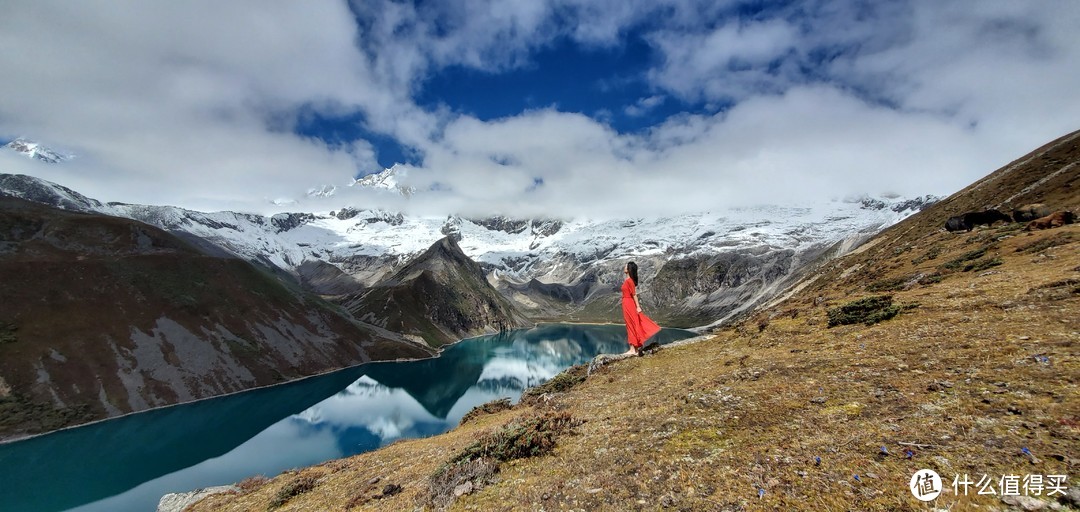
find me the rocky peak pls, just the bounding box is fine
[3,138,72,164]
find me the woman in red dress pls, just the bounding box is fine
[622,261,661,355]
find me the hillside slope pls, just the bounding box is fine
[188,130,1079,511]
[0,198,432,441]
[344,237,532,346]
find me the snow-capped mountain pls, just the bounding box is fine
[2,138,72,163]
[352,165,415,196]
[0,173,938,327]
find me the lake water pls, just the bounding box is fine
[0,324,695,512]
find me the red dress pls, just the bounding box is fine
[622,278,661,348]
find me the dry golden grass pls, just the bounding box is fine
[189,222,1079,511]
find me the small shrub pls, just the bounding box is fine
[756,316,769,332]
[1016,233,1073,254]
[237,475,269,493]
[520,365,587,405]
[268,474,318,510]
[918,273,944,286]
[963,257,1002,273]
[449,412,581,465]
[911,246,942,265]
[827,295,902,327]
[865,276,910,292]
[941,248,987,271]
[460,397,513,426]
[426,458,499,511]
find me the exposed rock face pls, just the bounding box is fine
[295,260,366,296]
[647,248,798,325]
[0,197,432,441]
[345,237,531,346]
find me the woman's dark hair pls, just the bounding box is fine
[627,261,639,286]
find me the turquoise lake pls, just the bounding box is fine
[0,324,695,512]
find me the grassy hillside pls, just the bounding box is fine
[189,131,1080,511]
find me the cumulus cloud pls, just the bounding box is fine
[1,0,1078,217]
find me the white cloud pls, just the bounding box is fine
[624,95,666,117]
[1,0,1078,218]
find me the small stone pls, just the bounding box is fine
[810,397,827,404]
[367,477,381,486]
[1008,406,1023,415]
[660,495,676,508]
[453,481,474,497]
[1019,336,1031,340]
[1001,494,1046,511]
[380,483,402,498]
[586,488,603,494]
[541,493,551,501]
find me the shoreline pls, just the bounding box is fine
[1,322,700,445]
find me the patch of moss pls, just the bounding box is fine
[826,295,901,327]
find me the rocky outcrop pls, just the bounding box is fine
[0,197,433,441]
[345,237,531,346]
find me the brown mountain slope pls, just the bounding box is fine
[191,131,1079,511]
[0,198,432,441]
[344,237,531,347]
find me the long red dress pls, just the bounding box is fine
[622,277,661,348]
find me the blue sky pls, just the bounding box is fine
[1,1,1078,216]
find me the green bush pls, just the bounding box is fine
[827,295,902,327]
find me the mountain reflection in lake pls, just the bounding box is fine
[0,324,694,512]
